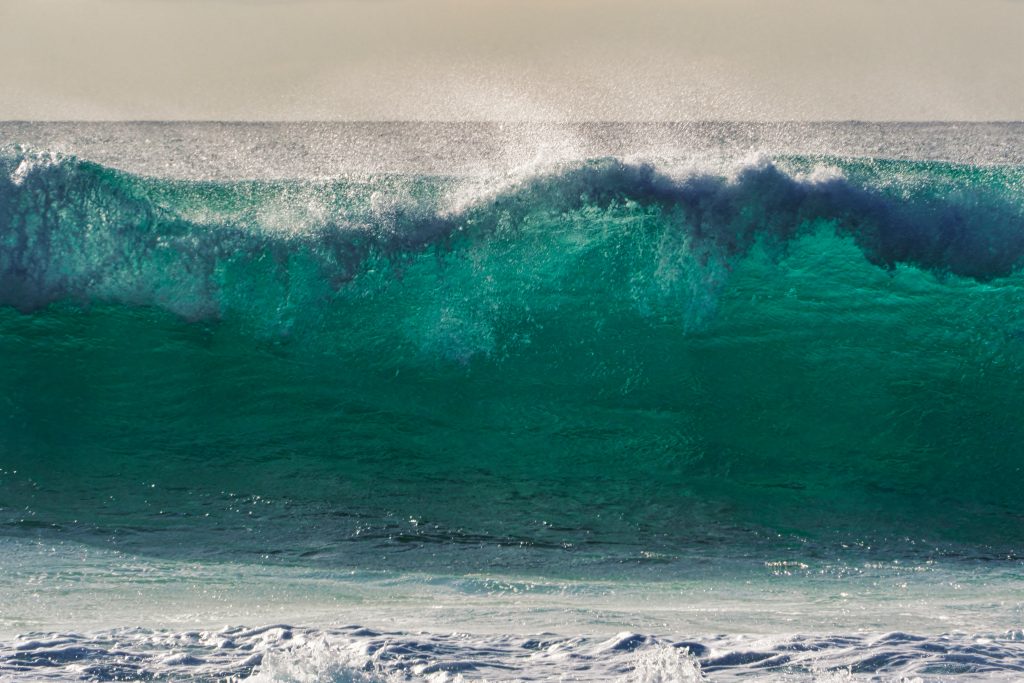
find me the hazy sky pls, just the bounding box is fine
[1,0,1021,121]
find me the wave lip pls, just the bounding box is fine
[1,152,1023,319]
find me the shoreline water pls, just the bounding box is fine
[2,535,1023,679]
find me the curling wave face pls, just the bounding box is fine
[2,151,1024,569]
[3,153,1024,314]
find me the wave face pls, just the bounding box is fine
[2,147,1024,569]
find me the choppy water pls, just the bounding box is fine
[7,624,1024,682]
[1,122,1023,680]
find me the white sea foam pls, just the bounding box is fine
[4,623,1023,681]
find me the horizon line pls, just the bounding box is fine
[2,119,1023,125]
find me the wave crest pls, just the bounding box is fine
[1,152,1022,321]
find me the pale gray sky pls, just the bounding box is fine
[0,0,1021,120]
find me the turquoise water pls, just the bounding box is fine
[3,149,1024,565]
[1,123,1024,679]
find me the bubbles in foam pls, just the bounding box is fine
[248,637,387,683]
[620,645,706,683]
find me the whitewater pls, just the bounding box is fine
[1,122,1023,681]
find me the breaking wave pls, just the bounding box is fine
[2,152,1022,318]
[2,150,1024,563]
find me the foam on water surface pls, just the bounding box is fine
[1,537,1023,680]
[5,623,1024,681]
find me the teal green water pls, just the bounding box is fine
[2,153,1024,572]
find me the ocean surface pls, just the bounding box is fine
[1,121,1023,681]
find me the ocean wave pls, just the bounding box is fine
[4,151,1024,555]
